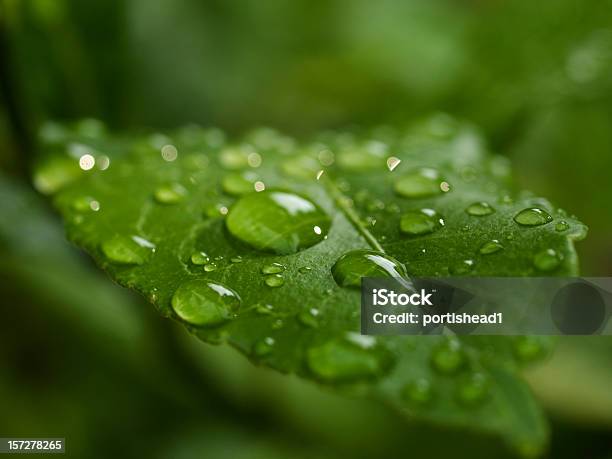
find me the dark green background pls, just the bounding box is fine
[1,1,611,457]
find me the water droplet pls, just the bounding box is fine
[298,266,312,274]
[78,153,96,170]
[71,196,98,212]
[191,251,210,265]
[332,250,409,289]
[479,240,504,255]
[450,259,475,275]
[534,249,562,271]
[171,279,240,327]
[206,203,229,218]
[253,337,275,357]
[262,263,285,274]
[254,181,266,192]
[255,303,274,315]
[101,235,155,265]
[247,152,262,168]
[394,168,442,198]
[465,202,495,216]
[226,191,330,255]
[431,339,464,374]
[514,207,553,227]
[318,149,335,166]
[513,336,544,362]
[316,170,325,180]
[297,308,320,328]
[271,318,284,330]
[264,274,284,288]
[154,183,187,204]
[555,221,569,232]
[222,173,255,196]
[230,256,243,263]
[456,373,489,406]
[306,335,392,383]
[402,378,432,405]
[400,208,444,236]
[204,263,218,272]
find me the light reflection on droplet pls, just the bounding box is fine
[386,156,401,171]
[79,154,96,170]
[219,206,229,215]
[90,200,100,211]
[161,144,178,162]
[316,170,325,180]
[440,181,451,192]
[313,225,322,235]
[254,181,266,192]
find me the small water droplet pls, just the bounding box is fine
[465,202,495,216]
[298,266,312,274]
[533,249,562,271]
[456,372,489,406]
[332,250,409,289]
[440,181,451,193]
[555,221,569,232]
[206,203,230,218]
[431,339,464,374]
[479,240,504,255]
[161,144,178,161]
[513,336,544,362]
[316,169,325,180]
[262,263,285,274]
[264,274,285,288]
[253,337,275,357]
[402,378,433,405]
[204,262,218,272]
[400,208,444,236]
[226,191,330,255]
[271,318,284,329]
[154,183,187,204]
[72,196,98,212]
[306,335,393,383]
[394,168,442,198]
[514,207,553,227]
[297,308,320,328]
[101,235,155,265]
[171,280,240,327]
[231,256,243,263]
[191,251,210,265]
[450,259,475,275]
[254,303,274,315]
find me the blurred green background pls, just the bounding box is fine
[1,0,611,457]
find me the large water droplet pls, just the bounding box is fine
[479,240,504,255]
[171,279,240,327]
[226,191,330,255]
[394,168,442,198]
[514,207,553,226]
[431,339,464,374]
[332,250,409,289]
[306,334,392,383]
[400,208,444,236]
[101,235,155,265]
[465,202,495,216]
[534,249,562,271]
[154,183,187,204]
[450,259,475,275]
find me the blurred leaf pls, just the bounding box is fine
[40,117,586,455]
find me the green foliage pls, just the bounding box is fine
[39,117,587,456]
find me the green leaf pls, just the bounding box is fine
[39,117,587,456]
